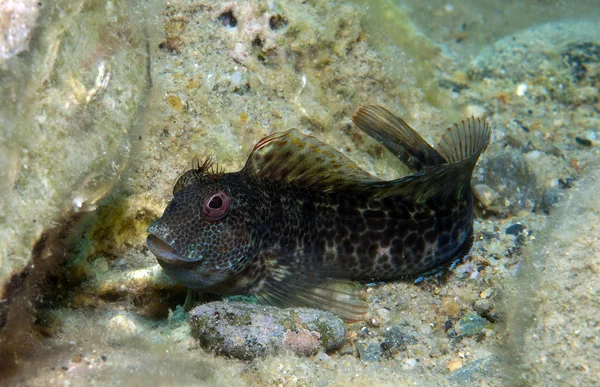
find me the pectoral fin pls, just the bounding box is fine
[256,255,367,322]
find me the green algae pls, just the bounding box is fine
[0,0,156,290]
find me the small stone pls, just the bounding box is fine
[380,325,417,357]
[473,152,538,216]
[450,356,501,383]
[473,184,500,209]
[0,0,40,63]
[314,351,330,361]
[505,224,524,236]
[357,340,383,362]
[107,315,138,334]
[338,342,356,356]
[474,299,493,317]
[538,187,564,214]
[456,312,488,337]
[575,136,593,147]
[451,71,468,85]
[189,301,346,360]
[440,298,461,317]
[375,307,391,325]
[515,83,528,96]
[479,288,494,299]
[167,95,183,111]
[403,358,418,369]
[524,150,542,160]
[447,358,463,372]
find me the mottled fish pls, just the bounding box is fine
[147,105,491,320]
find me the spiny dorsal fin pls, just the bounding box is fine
[436,117,491,163]
[256,260,367,322]
[367,117,491,200]
[242,129,378,192]
[352,105,446,171]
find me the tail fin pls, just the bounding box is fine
[436,117,491,164]
[359,112,491,201]
[352,105,447,171]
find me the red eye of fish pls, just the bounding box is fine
[203,191,230,219]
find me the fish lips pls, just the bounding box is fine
[146,234,184,263]
[146,220,191,264]
[146,232,220,289]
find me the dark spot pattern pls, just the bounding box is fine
[148,155,477,296]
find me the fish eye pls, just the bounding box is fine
[202,190,230,219]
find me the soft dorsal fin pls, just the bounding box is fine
[366,116,491,200]
[242,129,378,192]
[352,105,447,171]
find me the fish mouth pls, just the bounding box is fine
[146,234,183,262]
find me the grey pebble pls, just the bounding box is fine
[189,301,346,360]
[456,312,489,337]
[473,151,538,216]
[537,187,564,214]
[380,325,417,357]
[450,356,501,383]
[505,224,524,236]
[473,299,493,318]
[356,340,383,362]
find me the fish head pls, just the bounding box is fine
[147,168,254,289]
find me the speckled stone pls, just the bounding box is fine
[189,301,346,359]
[456,312,489,337]
[473,151,538,216]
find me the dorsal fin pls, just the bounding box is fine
[352,105,447,171]
[366,117,491,200]
[242,129,378,192]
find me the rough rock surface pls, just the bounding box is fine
[189,301,346,359]
[0,0,40,62]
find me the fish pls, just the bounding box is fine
[147,105,491,321]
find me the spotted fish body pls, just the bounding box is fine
[147,105,491,320]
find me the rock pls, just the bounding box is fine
[473,299,493,317]
[447,358,463,372]
[456,312,488,337]
[537,187,564,214]
[189,301,346,360]
[473,184,500,208]
[505,224,524,236]
[356,340,382,362]
[0,0,40,62]
[380,325,417,357]
[473,152,538,216]
[450,356,501,383]
[439,298,461,317]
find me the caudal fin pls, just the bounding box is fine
[354,108,491,201]
[436,117,491,164]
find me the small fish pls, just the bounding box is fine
[147,105,491,320]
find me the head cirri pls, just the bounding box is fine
[146,159,255,290]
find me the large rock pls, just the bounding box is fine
[189,301,346,359]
